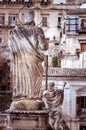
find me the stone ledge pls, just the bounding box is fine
[6,109,48,115]
[6,110,48,130]
[11,128,47,130]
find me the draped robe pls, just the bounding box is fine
[43,88,64,130]
[8,25,48,100]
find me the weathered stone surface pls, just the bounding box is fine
[8,10,48,110]
[0,91,12,112]
[6,110,48,130]
[10,99,43,110]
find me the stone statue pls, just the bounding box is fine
[8,10,48,110]
[42,82,68,130]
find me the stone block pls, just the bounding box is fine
[7,110,48,130]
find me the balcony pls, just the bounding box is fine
[43,67,86,77]
[0,23,15,28]
[0,0,35,5]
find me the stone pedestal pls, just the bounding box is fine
[7,110,48,130]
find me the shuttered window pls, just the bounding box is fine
[81,43,86,51]
[0,16,4,26]
[9,16,16,26]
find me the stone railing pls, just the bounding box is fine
[43,67,86,77]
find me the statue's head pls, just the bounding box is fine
[24,10,35,24]
[48,82,55,91]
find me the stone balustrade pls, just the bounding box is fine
[43,67,86,77]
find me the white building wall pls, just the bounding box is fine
[62,84,77,118]
[53,0,66,4]
[35,10,60,42]
[45,12,60,41]
[61,37,81,68]
[35,11,42,26]
[70,87,77,118]
[79,51,86,68]
[61,57,81,68]
[62,83,86,130]
[65,38,80,55]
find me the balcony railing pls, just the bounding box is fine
[0,0,51,5]
[0,0,35,4]
[43,67,86,77]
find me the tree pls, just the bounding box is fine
[52,55,58,67]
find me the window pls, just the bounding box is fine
[46,37,50,41]
[80,125,86,130]
[0,16,4,26]
[24,0,29,2]
[10,30,12,34]
[81,43,86,52]
[66,0,79,4]
[66,16,79,34]
[9,16,16,26]
[81,19,86,30]
[24,0,34,2]
[55,43,59,45]
[42,0,48,2]
[42,17,47,27]
[66,0,75,3]
[0,37,2,43]
[76,96,86,116]
[0,30,2,35]
[11,0,16,2]
[41,0,49,3]
[57,17,61,28]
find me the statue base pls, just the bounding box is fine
[10,99,44,110]
[6,110,48,130]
